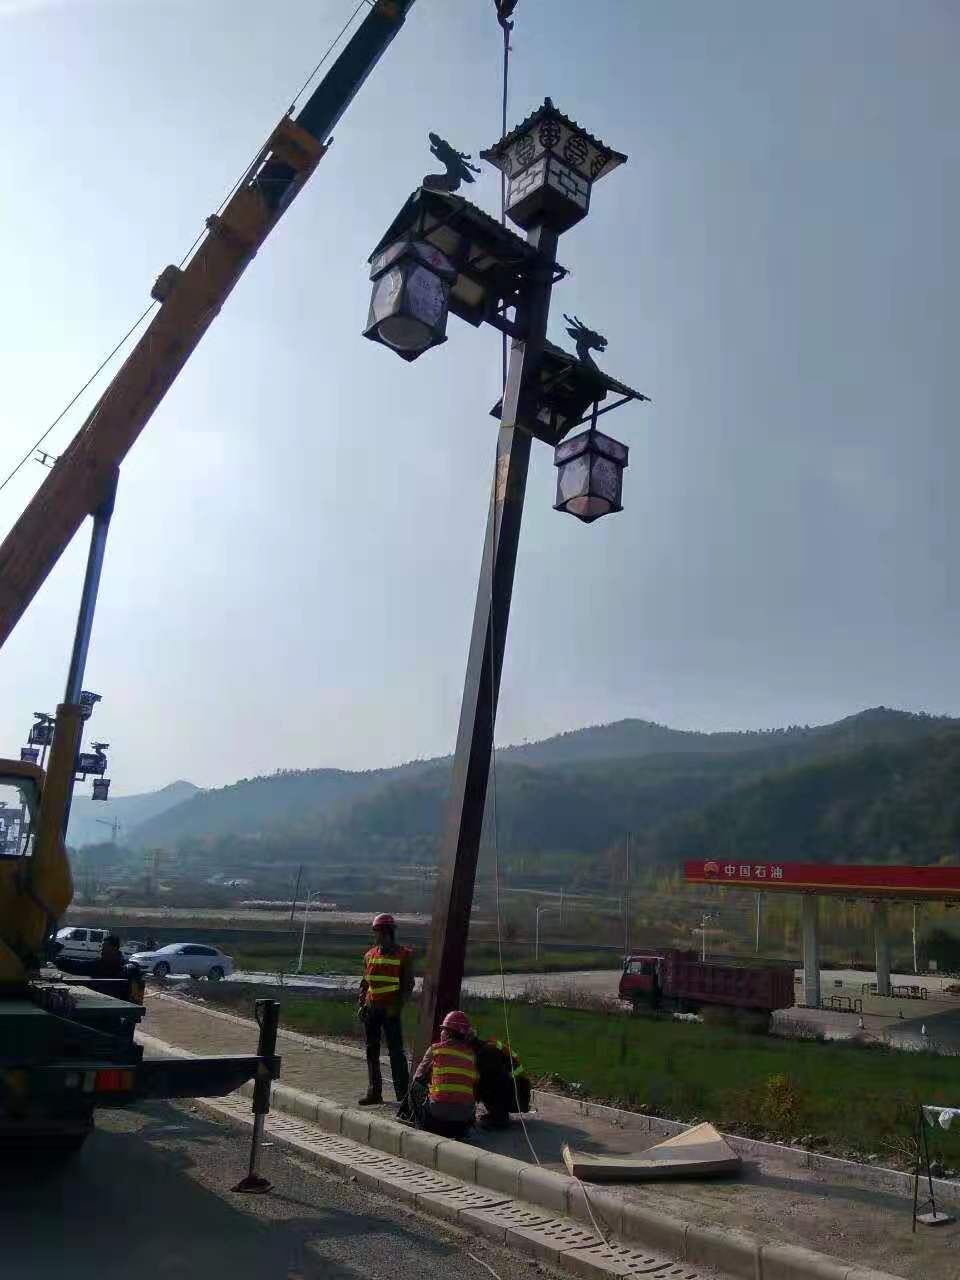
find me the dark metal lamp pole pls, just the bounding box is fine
[362,102,641,1063]
[416,222,557,1059]
[414,101,630,1059]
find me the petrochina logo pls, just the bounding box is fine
[703,861,720,878]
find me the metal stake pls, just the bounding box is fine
[415,222,559,1062]
[234,998,280,1193]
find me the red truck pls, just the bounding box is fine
[619,950,794,1018]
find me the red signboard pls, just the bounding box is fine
[683,859,960,899]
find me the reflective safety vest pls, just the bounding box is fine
[488,1038,525,1078]
[429,1042,478,1107]
[363,945,411,1006]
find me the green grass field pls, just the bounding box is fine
[229,940,617,979]
[212,988,959,1165]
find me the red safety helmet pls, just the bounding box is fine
[441,1010,471,1037]
[372,913,395,931]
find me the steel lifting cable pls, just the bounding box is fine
[0,0,371,498]
[485,0,547,1176]
[483,10,611,1245]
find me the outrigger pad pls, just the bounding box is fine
[562,1122,741,1182]
[916,1211,955,1228]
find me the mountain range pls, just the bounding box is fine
[76,708,960,871]
[68,779,199,849]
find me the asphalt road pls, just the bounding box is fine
[0,1101,548,1280]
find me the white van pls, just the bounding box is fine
[55,925,110,962]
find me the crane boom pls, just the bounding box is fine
[0,0,417,651]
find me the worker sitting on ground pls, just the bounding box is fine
[410,1009,479,1140]
[357,912,414,1109]
[471,1034,531,1130]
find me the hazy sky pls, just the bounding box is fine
[0,0,955,794]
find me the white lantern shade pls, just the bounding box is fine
[364,240,455,362]
[554,428,629,522]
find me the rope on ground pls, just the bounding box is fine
[467,1252,504,1280]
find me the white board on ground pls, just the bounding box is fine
[562,1122,741,1182]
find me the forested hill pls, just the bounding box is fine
[120,707,959,867]
[497,707,954,767]
[650,730,960,867]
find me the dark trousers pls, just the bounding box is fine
[409,1080,472,1140]
[363,1004,410,1102]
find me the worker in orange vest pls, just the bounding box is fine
[410,1009,479,1139]
[357,912,414,1107]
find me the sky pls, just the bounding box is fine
[0,0,956,794]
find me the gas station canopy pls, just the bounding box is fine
[684,859,960,903]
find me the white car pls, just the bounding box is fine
[56,925,111,962]
[128,943,233,981]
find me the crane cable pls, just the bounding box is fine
[0,0,372,499]
[485,0,547,1178]
[483,8,611,1249]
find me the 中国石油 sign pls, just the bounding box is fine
[683,860,960,900]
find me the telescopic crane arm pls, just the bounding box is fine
[0,0,417,652]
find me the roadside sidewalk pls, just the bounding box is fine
[139,991,944,1279]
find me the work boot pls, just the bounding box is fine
[358,1091,383,1106]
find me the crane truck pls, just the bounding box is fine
[0,0,418,1149]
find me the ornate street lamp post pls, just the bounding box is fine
[363,102,649,1056]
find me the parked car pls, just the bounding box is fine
[55,925,110,962]
[120,939,147,959]
[128,943,233,981]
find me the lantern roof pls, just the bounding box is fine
[368,188,566,328]
[368,188,554,270]
[480,97,627,182]
[491,338,650,444]
[540,339,649,404]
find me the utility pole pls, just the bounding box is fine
[290,863,303,922]
[95,815,121,845]
[623,832,631,957]
[755,892,762,954]
[913,903,919,975]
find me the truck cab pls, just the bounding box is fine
[619,953,664,1007]
[0,760,73,985]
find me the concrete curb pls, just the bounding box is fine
[137,1030,906,1280]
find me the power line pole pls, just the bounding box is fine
[913,903,919,975]
[623,832,631,957]
[290,863,303,922]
